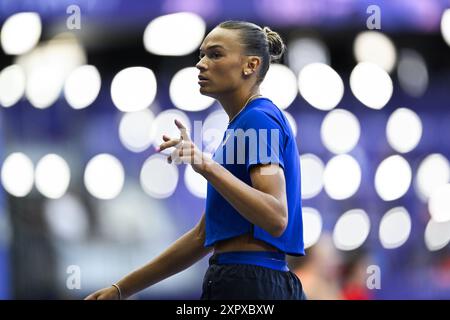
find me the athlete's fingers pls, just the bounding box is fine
[159,137,182,152]
[155,135,172,152]
[175,119,190,141]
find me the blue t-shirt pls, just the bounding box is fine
[204,97,304,256]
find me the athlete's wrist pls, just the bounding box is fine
[199,156,216,177]
[114,280,132,300]
[111,284,122,300]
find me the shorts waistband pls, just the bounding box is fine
[209,251,289,272]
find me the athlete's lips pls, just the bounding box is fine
[198,75,209,85]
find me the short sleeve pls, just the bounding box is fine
[241,111,286,173]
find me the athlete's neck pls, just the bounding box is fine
[218,89,261,123]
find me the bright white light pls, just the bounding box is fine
[111,67,157,112]
[0,65,26,107]
[1,12,41,55]
[64,65,101,109]
[143,12,206,56]
[283,111,297,137]
[202,110,228,153]
[302,207,323,249]
[298,63,344,111]
[425,219,450,251]
[300,154,324,199]
[353,31,397,73]
[428,184,450,223]
[44,193,89,242]
[184,165,207,198]
[119,109,155,152]
[20,33,86,109]
[350,62,393,110]
[333,209,370,251]
[26,65,62,109]
[321,109,360,154]
[287,37,330,75]
[84,154,124,200]
[35,154,70,199]
[415,154,450,202]
[151,109,191,154]
[386,108,422,153]
[260,64,297,110]
[1,152,34,197]
[375,155,412,201]
[323,154,361,200]
[441,9,450,47]
[169,67,215,111]
[379,207,411,249]
[397,49,428,97]
[140,155,179,198]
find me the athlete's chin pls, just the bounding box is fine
[198,86,217,98]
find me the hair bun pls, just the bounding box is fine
[262,26,286,63]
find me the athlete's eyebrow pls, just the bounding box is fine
[199,44,225,52]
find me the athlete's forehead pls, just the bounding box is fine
[199,27,242,52]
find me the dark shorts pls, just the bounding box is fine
[200,251,307,300]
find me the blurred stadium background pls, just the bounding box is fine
[0,0,450,299]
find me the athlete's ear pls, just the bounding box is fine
[243,56,261,76]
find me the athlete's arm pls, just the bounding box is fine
[202,162,288,237]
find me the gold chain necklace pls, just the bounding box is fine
[228,93,262,124]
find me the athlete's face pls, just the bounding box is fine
[196,27,247,98]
